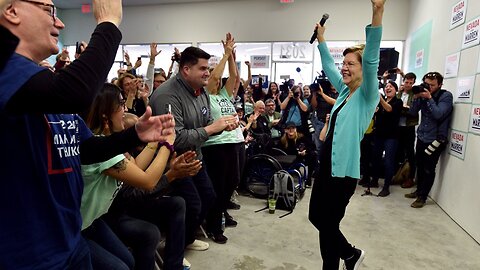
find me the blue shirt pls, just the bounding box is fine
[318,25,382,179]
[408,89,453,143]
[0,54,92,269]
[285,99,309,127]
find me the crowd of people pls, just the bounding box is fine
[0,0,454,269]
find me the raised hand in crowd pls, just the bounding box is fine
[134,57,142,69]
[93,0,123,27]
[150,43,162,60]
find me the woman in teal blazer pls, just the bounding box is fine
[308,1,386,269]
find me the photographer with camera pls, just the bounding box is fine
[405,72,453,208]
[279,85,310,135]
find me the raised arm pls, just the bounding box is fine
[146,43,161,95]
[5,0,123,114]
[206,34,234,93]
[225,36,238,96]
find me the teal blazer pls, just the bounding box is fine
[317,25,382,179]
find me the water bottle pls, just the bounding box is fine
[221,213,226,232]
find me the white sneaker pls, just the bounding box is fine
[186,239,209,251]
[183,258,191,268]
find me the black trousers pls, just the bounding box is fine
[396,126,417,178]
[202,142,244,234]
[309,155,357,269]
[415,139,445,201]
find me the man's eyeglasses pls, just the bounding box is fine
[19,0,57,22]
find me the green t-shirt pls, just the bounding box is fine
[80,154,125,230]
[203,87,244,147]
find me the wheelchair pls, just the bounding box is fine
[243,132,307,199]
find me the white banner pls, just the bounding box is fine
[444,52,460,78]
[455,76,475,103]
[449,130,467,160]
[450,0,467,30]
[469,104,480,135]
[250,55,270,69]
[462,16,480,49]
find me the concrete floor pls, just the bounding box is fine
[185,184,480,270]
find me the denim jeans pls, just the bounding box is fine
[106,214,161,270]
[415,139,445,201]
[65,237,93,270]
[126,196,186,270]
[311,116,325,153]
[82,217,134,270]
[168,166,216,245]
[373,136,399,189]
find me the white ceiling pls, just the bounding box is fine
[54,0,255,10]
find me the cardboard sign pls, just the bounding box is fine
[469,104,480,135]
[450,0,467,30]
[462,16,480,49]
[250,55,270,69]
[449,130,467,160]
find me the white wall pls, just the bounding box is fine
[405,0,480,243]
[59,0,409,45]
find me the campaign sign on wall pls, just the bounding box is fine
[450,0,467,30]
[415,49,424,68]
[462,16,480,50]
[250,55,270,69]
[449,130,467,160]
[455,76,475,103]
[445,52,460,78]
[469,104,480,135]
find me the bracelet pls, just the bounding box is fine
[159,141,175,153]
[146,143,157,151]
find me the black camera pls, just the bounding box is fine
[293,92,300,98]
[412,82,430,94]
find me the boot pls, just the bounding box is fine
[358,176,370,186]
[401,178,415,188]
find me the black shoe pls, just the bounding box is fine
[343,248,365,270]
[378,188,390,197]
[224,212,238,227]
[227,201,241,210]
[209,233,228,244]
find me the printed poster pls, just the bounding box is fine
[455,76,475,103]
[444,52,460,78]
[469,104,480,135]
[450,0,467,30]
[415,49,424,69]
[462,16,480,50]
[250,55,270,69]
[449,130,467,160]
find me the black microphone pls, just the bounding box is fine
[309,14,330,44]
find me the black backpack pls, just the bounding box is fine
[256,170,298,218]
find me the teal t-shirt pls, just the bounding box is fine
[204,87,244,147]
[286,99,309,127]
[80,154,125,230]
